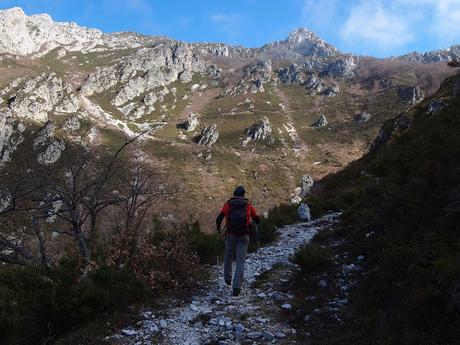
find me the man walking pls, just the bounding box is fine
[216,185,260,296]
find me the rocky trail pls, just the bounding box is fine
[107,212,341,345]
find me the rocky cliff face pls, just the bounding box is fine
[396,45,460,63]
[0,7,151,56]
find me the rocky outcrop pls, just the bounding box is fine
[427,99,448,115]
[2,73,80,123]
[222,60,272,96]
[207,65,223,79]
[33,121,65,165]
[323,85,340,97]
[323,55,358,77]
[262,28,340,58]
[0,7,153,56]
[300,175,314,198]
[242,117,272,146]
[193,43,253,59]
[277,64,306,84]
[197,124,219,146]
[370,114,411,151]
[0,108,25,167]
[311,115,327,128]
[81,43,206,107]
[355,112,371,123]
[177,113,199,132]
[398,85,424,106]
[396,45,460,63]
[304,74,325,95]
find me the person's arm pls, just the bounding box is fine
[216,203,230,232]
[249,204,261,224]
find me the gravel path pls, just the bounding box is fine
[108,212,340,345]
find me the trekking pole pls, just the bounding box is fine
[256,224,260,250]
[216,228,220,267]
[217,225,226,267]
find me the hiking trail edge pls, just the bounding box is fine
[108,212,341,345]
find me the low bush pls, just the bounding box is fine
[0,261,146,345]
[253,203,298,249]
[186,222,224,265]
[295,243,332,276]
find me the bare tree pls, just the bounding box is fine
[108,157,172,268]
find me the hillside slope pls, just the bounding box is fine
[300,73,460,344]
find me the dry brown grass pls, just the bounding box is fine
[357,57,455,95]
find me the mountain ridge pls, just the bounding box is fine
[0,7,459,62]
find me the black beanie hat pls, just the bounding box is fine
[233,185,246,196]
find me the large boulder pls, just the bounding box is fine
[298,203,312,221]
[197,124,219,146]
[427,99,448,115]
[177,113,199,132]
[398,85,424,106]
[311,114,327,129]
[355,112,371,123]
[300,175,314,198]
[242,117,272,146]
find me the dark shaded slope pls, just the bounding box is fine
[306,74,460,345]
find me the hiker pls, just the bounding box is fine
[216,185,260,296]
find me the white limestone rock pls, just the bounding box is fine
[0,108,25,167]
[0,7,152,56]
[6,73,80,122]
[242,117,272,146]
[197,124,219,146]
[177,113,199,132]
[311,115,327,128]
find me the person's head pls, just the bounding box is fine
[233,185,246,197]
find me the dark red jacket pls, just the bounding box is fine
[216,197,260,236]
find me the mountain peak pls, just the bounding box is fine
[286,28,320,44]
[261,27,341,58]
[0,6,26,17]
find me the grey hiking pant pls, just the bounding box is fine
[224,234,250,290]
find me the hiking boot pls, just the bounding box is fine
[232,288,241,296]
[225,279,231,286]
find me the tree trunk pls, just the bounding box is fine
[32,217,48,272]
[88,210,97,244]
[73,222,92,269]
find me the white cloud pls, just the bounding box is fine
[340,1,414,52]
[429,0,460,44]
[301,0,341,29]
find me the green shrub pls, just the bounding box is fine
[0,260,147,345]
[295,243,332,276]
[186,222,224,264]
[253,203,298,250]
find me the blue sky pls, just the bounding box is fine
[1,0,460,57]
